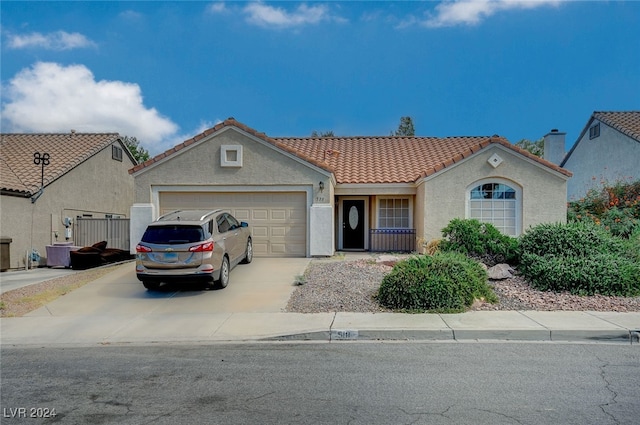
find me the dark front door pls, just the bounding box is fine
[342,200,365,250]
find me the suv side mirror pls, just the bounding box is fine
[240,222,249,228]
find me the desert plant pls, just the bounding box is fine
[377,252,497,313]
[424,239,441,255]
[439,218,519,266]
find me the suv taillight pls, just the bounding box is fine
[189,242,214,252]
[136,244,152,253]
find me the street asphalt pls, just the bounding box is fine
[1,256,639,346]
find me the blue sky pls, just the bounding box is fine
[2,1,639,156]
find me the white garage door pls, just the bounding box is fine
[159,192,307,257]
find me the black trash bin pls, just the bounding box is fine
[0,237,12,272]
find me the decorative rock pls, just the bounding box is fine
[487,263,514,280]
[376,255,400,267]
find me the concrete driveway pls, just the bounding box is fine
[26,258,311,318]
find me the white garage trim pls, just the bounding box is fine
[151,185,313,257]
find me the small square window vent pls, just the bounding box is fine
[589,123,600,139]
[221,145,243,167]
[488,153,503,168]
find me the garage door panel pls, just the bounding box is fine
[252,226,269,238]
[160,191,306,257]
[271,210,287,221]
[252,209,269,221]
[233,209,251,221]
[270,244,287,255]
[253,241,269,256]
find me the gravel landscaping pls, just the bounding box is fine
[286,258,640,313]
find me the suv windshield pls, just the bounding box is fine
[141,225,205,244]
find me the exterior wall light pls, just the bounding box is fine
[319,181,325,192]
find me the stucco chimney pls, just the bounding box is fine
[543,129,566,165]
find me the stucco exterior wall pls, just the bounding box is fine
[414,183,426,249]
[563,122,640,200]
[133,129,330,204]
[131,128,333,257]
[419,145,568,242]
[1,144,135,270]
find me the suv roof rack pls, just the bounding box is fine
[157,209,221,222]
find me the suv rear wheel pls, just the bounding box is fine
[215,256,230,289]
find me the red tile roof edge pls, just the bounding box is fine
[129,118,335,175]
[128,121,571,179]
[594,111,640,142]
[490,137,572,177]
[418,137,571,179]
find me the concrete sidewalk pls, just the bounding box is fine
[1,259,639,346]
[2,310,639,345]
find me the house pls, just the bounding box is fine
[544,111,640,200]
[129,118,571,257]
[0,133,136,270]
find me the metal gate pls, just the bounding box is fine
[74,218,130,250]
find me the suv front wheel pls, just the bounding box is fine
[215,256,230,289]
[241,238,253,264]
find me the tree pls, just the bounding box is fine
[122,136,150,163]
[515,138,544,157]
[311,130,335,137]
[393,116,415,136]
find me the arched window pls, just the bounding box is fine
[468,180,521,236]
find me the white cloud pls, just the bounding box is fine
[119,10,144,21]
[1,62,178,151]
[156,119,222,156]
[206,2,227,14]
[243,2,331,28]
[425,0,560,27]
[6,30,97,50]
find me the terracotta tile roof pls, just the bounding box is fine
[1,133,121,196]
[130,118,571,182]
[593,111,640,142]
[276,135,571,183]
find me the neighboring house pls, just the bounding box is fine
[1,133,136,270]
[129,118,571,257]
[546,111,640,200]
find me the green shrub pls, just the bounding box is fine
[377,252,497,312]
[519,221,621,257]
[519,221,640,296]
[568,178,640,238]
[622,227,640,263]
[520,252,640,296]
[439,218,519,266]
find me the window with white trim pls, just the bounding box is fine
[378,198,410,228]
[469,182,518,236]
